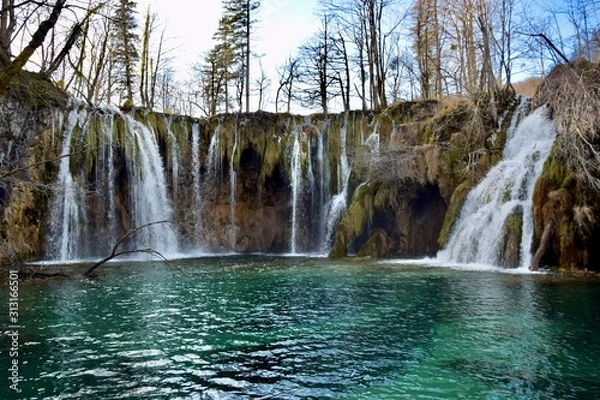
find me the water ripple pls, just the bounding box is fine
[5,258,600,399]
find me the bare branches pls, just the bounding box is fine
[536,62,600,191]
[520,32,570,64]
[0,0,66,96]
[82,220,173,276]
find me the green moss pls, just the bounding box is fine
[170,117,191,158]
[113,115,127,149]
[438,181,472,247]
[4,70,67,109]
[122,98,135,109]
[503,207,523,237]
[356,228,389,258]
[330,183,376,257]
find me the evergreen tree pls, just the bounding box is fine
[199,42,230,115]
[112,0,139,105]
[212,0,260,113]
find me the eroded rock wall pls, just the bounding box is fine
[330,95,519,259]
[0,77,65,264]
[531,61,600,271]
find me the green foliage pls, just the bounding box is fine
[202,0,260,114]
[112,0,140,103]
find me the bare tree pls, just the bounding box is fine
[296,14,338,114]
[253,59,270,110]
[275,56,299,113]
[0,0,67,96]
[138,7,167,109]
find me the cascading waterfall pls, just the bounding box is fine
[123,113,179,256]
[48,108,89,261]
[229,122,239,249]
[323,112,351,250]
[191,123,202,239]
[47,107,179,261]
[166,119,181,197]
[290,129,303,254]
[207,121,222,176]
[364,121,381,160]
[95,111,118,254]
[105,116,117,246]
[316,119,330,248]
[436,104,557,268]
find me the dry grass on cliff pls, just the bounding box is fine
[536,61,600,191]
[357,96,494,186]
[513,76,543,97]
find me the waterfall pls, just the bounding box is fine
[46,107,179,261]
[364,121,380,160]
[104,116,117,248]
[316,119,330,252]
[229,122,239,249]
[191,123,202,240]
[437,105,557,268]
[207,121,222,176]
[166,119,181,197]
[323,113,351,251]
[290,130,303,254]
[48,109,89,261]
[124,113,179,256]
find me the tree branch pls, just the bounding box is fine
[0,0,66,96]
[82,220,173,276]
[521,32,570,64]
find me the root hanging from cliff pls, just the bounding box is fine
[530,220,555,271]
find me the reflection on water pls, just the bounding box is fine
[2,257,600,399]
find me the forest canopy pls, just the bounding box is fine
[0,0,598,115]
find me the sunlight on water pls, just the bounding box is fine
[2,257,600,399]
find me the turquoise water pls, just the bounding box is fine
[2,257,600,399]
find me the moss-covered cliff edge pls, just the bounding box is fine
[0,73,67,264]
[2,67,599,272]
[330,93,521,261]
[530,61,600,272]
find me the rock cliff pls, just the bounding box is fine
[531,61,600,271]
[2,67,599,272]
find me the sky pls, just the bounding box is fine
[137,0,321,113]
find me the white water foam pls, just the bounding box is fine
[436,104,557,270]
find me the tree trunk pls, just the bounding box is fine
[530,220,555,271]
[0,0,66,96]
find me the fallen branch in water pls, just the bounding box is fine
[82,221,172,277]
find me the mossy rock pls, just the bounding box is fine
[501,206,523,268]
[438,181,473,247]
[3,70,67,109]
[330,183,375,257]
[356,228,392,258]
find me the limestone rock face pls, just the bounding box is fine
[11,69,595,270]
[0,94,62,263]
[330,180,447,258]
[530,61,600,272]
[0,86,520,264]
[331,96,515,259]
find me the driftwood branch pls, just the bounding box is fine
[82,221,173,276]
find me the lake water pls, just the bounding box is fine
[2,256,600,399]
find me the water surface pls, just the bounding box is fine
[2,257,600,399]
